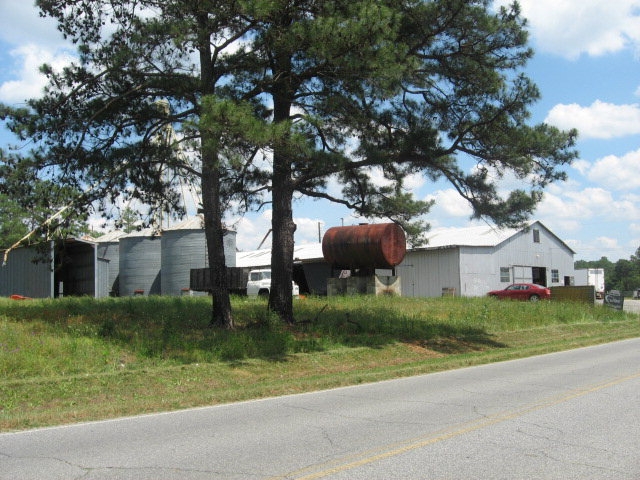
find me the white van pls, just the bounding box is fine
[246,269,300,297]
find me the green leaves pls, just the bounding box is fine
[1,1,579,325]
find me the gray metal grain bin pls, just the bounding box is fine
[96,230,126,296]
[161,217,237,295]
[118,228,162,296]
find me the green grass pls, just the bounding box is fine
[0,295,638,431]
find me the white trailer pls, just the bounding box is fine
[575,268,605,299]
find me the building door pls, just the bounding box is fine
[532,267,547,286]
[512,265,533,283]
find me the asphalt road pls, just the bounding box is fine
[2,338,640,479]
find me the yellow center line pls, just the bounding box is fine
[268,371,640,480]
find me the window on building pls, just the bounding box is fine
[551,269,559,283]
[533,229,540,243]
[500,267,510,283]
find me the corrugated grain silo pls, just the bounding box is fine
[161,216,237,296]
[95,230,126,296]
[118,228,162,296]
[161,217,206,296]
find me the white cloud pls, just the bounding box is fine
[549,186,640,220]
[404,172,426,191]
[231,211,272,251]
[585,148,640,190]
[230,211,331,251]
[596,236,621,250]
[545,101,640,139]
[294,216,326,245]
[0,2,74,104]
[425,189,473,218]
[564,187,614,209]
[0,44,75,104]
[537,191,590,222]
[571,159,592,176]
[0,1,63,47]
[494,0,640,59]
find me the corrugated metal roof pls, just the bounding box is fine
[424,224,519,248]
[165,216,204,231]
[234,226,514,268]
[121,227,161,238]
[421,221,575,254]
[233,221,575,269]
[163,216,237,234]
[236,243,324,267]
[94,230,127,243]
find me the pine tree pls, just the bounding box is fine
[1,0,577,326]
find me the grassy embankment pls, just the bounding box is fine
[1,294,638,431]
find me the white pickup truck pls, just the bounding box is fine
[246,269,300,297]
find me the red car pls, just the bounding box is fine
[488,283,551,301]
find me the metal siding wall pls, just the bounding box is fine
[160,230,236,296]
[396,223,575,299]
[479,224,575,292]
[0,246,53,298]
[96,258,110,298]
[459,247,496,296]
[161,229,207,296]
[396,248,460,298]
[97,242,120,296]
[119,235,162,296]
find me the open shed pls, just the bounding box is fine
[0,238,110,298]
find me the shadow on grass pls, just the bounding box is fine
[0,295,507,365]
[296,304,507,355]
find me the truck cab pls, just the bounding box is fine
[246,269,299,297]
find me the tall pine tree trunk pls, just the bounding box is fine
[269,55,297,324]
[201,150,234,329]
[269,151,296,324]
[197,13,233,329]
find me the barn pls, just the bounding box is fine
[396,221,576,298]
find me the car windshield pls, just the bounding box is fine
[250,271,271,281]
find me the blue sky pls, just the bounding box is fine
[1,1,639,261]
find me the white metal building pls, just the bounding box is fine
[396,221,576,298]
[234,221,576,298]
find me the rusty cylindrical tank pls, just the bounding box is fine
[322,223,406,270]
